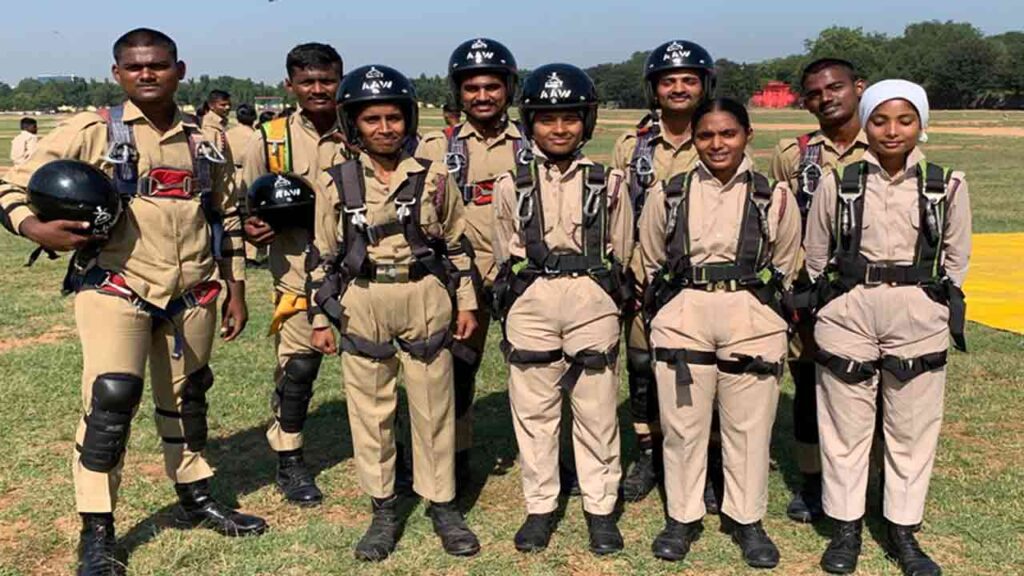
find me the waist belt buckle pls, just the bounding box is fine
[376,264,407,283]
[181,290,200,309]
[864,264,883,286]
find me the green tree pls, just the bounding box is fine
[804,26,890,81]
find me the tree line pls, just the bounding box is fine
[1,21,1022,112]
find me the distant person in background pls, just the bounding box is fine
[10,117,39,166]
[226,104,258,163]
[225,103,265,267]
[442,101,460,127]
[205,89,232,127]
[258,110,277,125]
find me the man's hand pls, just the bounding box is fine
[220,280,248,341]
[244,216,276,246]
[311,326,337,355]
[453,310,478,341]
[20,217,101,251]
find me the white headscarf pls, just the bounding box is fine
[859,79,930,143]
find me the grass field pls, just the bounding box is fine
[1,109,1022,575]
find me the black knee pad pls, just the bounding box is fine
[790,361,819,444]
[626,348,655,423]
[453,354,479,419]
[275,353,322,434]
[181,366,214,452]
[80,373,144,473]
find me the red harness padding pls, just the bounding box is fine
[141,167,196,199]
[471,179,495,206]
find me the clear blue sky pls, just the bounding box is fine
[1,0,1021,85]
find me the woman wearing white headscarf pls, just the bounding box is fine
[804,80,972,576]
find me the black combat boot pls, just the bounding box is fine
[622,438,660,502]
[77,513,124,576]
[885,522,942,576]
[427,500,480,557]
[276,449,323,507]
[787,472,824,523]
[354,495,400,561]
[651,517,703,561]
[731,520,780,569]
[821,518,863,574]
[514,512,555,552]
[174,479,267,536]
[584,511,623,555]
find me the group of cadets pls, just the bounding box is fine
[0,27,971,576]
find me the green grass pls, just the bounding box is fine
[1,109,1023,575]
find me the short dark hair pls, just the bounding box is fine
[113,28,177,63]
[235,104,257,126]
[20,117,37,130]
[258,110,277,125]
[286,43,343,78]
[691,97,752,133]
[801,58,858,90]
[442,102,459,114]
[207,89,231,103]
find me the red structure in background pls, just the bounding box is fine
[750,81,799,108]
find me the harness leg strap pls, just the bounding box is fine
[397,327,453,362]
[814,349,878,384]
[559,343,620,393]
[653,347,717,388]
[340,333,399,360]
[880,350,948,383]
[717,354,784,377]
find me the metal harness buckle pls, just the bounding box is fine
[195,141,226,164]
[395,198,415,223]
[634,153,655,187]
[444,152,465,174]
[515,187,534,223]
[864,263,884,286]
[583,180,603,219]
[104,142,137,165]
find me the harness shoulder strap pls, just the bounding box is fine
[515,161,550,268]
[582,164,609,264]
[795,132,824,214]
[915,161,951,276]
[102,104,139,197]
[398,158,450,284]
[511,120,532,165]
[261,117,292,174]
[734,172,774,272]
[835,161,868,258]
[663,170,693,271]
[332,160,370,275]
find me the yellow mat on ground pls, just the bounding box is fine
[964,233,1024,335]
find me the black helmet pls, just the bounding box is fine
[643,40,717,109]
[519,63,598,142]
[27,159,121,234]
[247,173,315,231]
[337,65,418,148]
[447,38,518,108]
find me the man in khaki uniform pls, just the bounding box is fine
[224,103,264,265]
[806,81,970,576]
[238,42,348,507]
[416,37,527,486]
[611,39,717,505]
[767,57,868,523]
[494,64,632,555]
[0,28,265,575]
[9,117,39,166]
[309,65,480,561]
[640,99,800,566]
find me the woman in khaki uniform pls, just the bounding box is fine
[493,63,632,555]
[639,98,800,568]
[806,80,971,576]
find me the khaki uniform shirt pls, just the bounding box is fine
[239,111,349,296]
[768,129,870,197]
[804,148,972,287]
[612,122,699,181]
[9,130,39,166]
[310,152,477,329]
[0,100,244,308]
[494,149,633,269]
[417,120,525,285]
[638,157,802,287]
[225,124,256,168]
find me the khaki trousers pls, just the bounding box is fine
[266,308,320,452]
[73,290,216,513]
[651,289,787,524]
[506,276,621,515]
[815,284,949,525]
[339,277,456,503]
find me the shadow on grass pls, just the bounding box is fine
[118,398,353,558]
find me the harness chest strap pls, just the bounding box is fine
[445,121,532,205]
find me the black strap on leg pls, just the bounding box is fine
[339,333,398,360]
[880,350,948,382]
[814,349,877,384]
[559,343,619,392]
[397,327,453,362]
[717,354,784,377]
[653,347,717,388]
